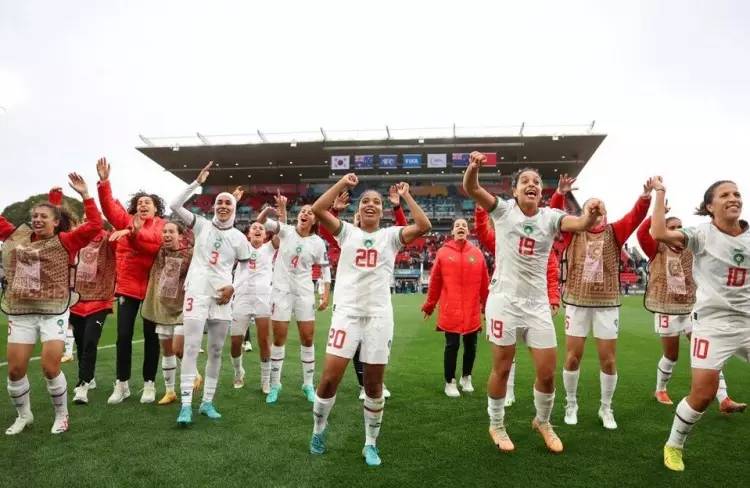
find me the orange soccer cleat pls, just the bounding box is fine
[655,390,674,405]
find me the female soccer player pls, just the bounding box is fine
[651,178,750,471]
[96,158,166,405]
[169,162,251,425]
[422,218,489,397]
[638,215,746,411]
[260,196,331,404]
[1,173,102,434]
[140,220,193,405]
[464,152,601,454]
[552,174,654,430]
[308,175,431,466]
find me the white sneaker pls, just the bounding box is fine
[140,381,156,404]
[564,403,578,425]
[73,383,90,405]
[51,414,69,434]
[233,369,246,389]
[598,406,618,430]
[358,387,366,401]
[504,392,516,407]
[383,385,391,399]
[107,380,130,405]
[261,379,271,395]
[5,412,33,435]
[444,380,460,398]
[459,375,474,393]
[88,378,97,390]
[243,341,253,352]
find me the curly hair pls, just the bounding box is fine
[127,191,166,217]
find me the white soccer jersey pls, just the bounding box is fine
[233,241,275,297]
[266,221,329,296]
[184,215,251,296]
[489,197,565,304]
[682,222,750,323]
[333,221,403,317]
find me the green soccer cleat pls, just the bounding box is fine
[266,385,281,404]
[362,444,382,467]
[199,402,222,419]
[177,405,192,426]
[302,384,315,403]
[310,428,328,455]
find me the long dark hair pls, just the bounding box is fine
[127,191,165,217]
[695,180,735,217]
[31,202,75,234]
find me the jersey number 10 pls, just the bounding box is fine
[355,249,378,268]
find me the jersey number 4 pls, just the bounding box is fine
[518,237,536,256]
[355,249,378,268]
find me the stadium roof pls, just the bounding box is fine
[137,123,606,185]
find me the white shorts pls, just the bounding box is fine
[155,325,184,340]
[7,312,69,344]
[690,319,750,370]
[654,313,692,337]
[271,289,315,323]
[183,293,232,322]
[485,294,557,349]
[325,310,394,365]
[564,305,619,340]
[232,294,271,320]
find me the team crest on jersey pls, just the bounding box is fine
[523,224,534,235]
[733,249,745,265]
[295,245,302,255]
[57,319,64,326]
[364,238,374,249]
[250,251,258,260]
[213,239,222,250]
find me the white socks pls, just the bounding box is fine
[667,398,703,448]
[162,355,177,392]
[313,394,336,434]
[534,388,555,424]
[656,356,676,391]
[715,371,728,402]
[364,395,385,446]
[231,355,243,376]
[203,377,218,403]
[301,345,315,387]
[64,327,75,357]
[506,360,516,397]
[600,372,618,409]
[270,345,285,388]
[563,369,580,405]
[260,360,271,388]
[487,396,506,429]
[46,372,68,417]
[7,375,31,417]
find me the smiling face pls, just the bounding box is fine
[30,205,59,239]
[136,196,157,219]
[512,170,543,208]
[666,217,683,231]
[214,194,235,222]
[297,205,316,233]
[248,221,266,247]
[162,222,181,250]
[358,190,384,228]
[452,219,469,242]
[707,182,742,222]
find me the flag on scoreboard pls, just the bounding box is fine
[451,153,469,167]
[331,155,350,170]
[483,152,497,166]
[427,153,447,168]
[379,154,398,169]
[354,155,374,170]
[402,154,422,169]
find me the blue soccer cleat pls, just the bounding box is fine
[362,444,382,466]
[302,384,315,403]
[310,428,327,455]
[199,402,222,419]
[177,405,192,426]
[266,385,281,404]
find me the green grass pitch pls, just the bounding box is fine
[0,295,748,487]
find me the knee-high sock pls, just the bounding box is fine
[270,345,285,388]
[180,318,204,406]
[231,354,244,377]
[487,396,506,429]
[301,345,315,387]
[600,371,618,408]
[64,326,75,357]
[506,359,516,396]
[364,395,385,446]
[715,371,728,402]
[202,320,230,404]
[46,372,68,417]
[534,388,555,423]
[260,359,271,388]
[7,376,31,417]
[162,355,177,392]
[563,369,580,405]
[667,398,704,448]
[656,356,676,391]
[313,394,336,434]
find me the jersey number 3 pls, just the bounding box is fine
[355,249,378,268]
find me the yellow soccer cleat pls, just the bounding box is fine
[488,426,515,452]
[664,445,685,471]
[61,355,74,363]
[532,419,563,454]
[158,391,177,405]
[193,373,203,391]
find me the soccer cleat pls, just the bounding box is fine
[61,355,74,363]
[504,392,516,407]
[532,418,563,453]
[158,391,177,405]
[243,341,253,352]
[266,385,281,404]
[73,383,90,405]
[5,413,34,436]
[193,373,203,391]
[564,403,578,425]
[261,379,271,395]
[88,378,97,390]
[358,387,366,401]
[459,375,474,393]
[199,402,222,419]
[362,444,382,466]
[51,414,69,434]
[719,397,747,414]
[233,370,246,389]
[598,406,618,430]
[488,426,515,452]
[383,385,391,399]
[302,384,315,403]
[107,380,130,405]
[140,381,156,404]
[655,390,673,405]
[664,445,685,471]
[444,380,460,398]
[310,427,327,455]
[177,405,193,425]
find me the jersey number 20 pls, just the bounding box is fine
[355,249,378,268]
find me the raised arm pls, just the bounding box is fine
[273,190,288,224]
[636,217,658,261]
[389,185,409,226]
[473,205,495,253]
[462,151,496,211]
[311,174,358,235]
[169,162,212,227]
[560,199,604,233]
[0,214,16,241]
[397,183,432,245]
[611,177,655,246]
[551,174,577,211]
[95,157,132,230]
[650,178,685,248]
[60,173,104,253]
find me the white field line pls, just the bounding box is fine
[0,339,144,368]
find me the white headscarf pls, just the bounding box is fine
[212,192,237,230]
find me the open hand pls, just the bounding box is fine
[216,285,234,305]
[96,157,110,181]
[197,161,213,185]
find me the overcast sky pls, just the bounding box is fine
[2,0,749,243]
